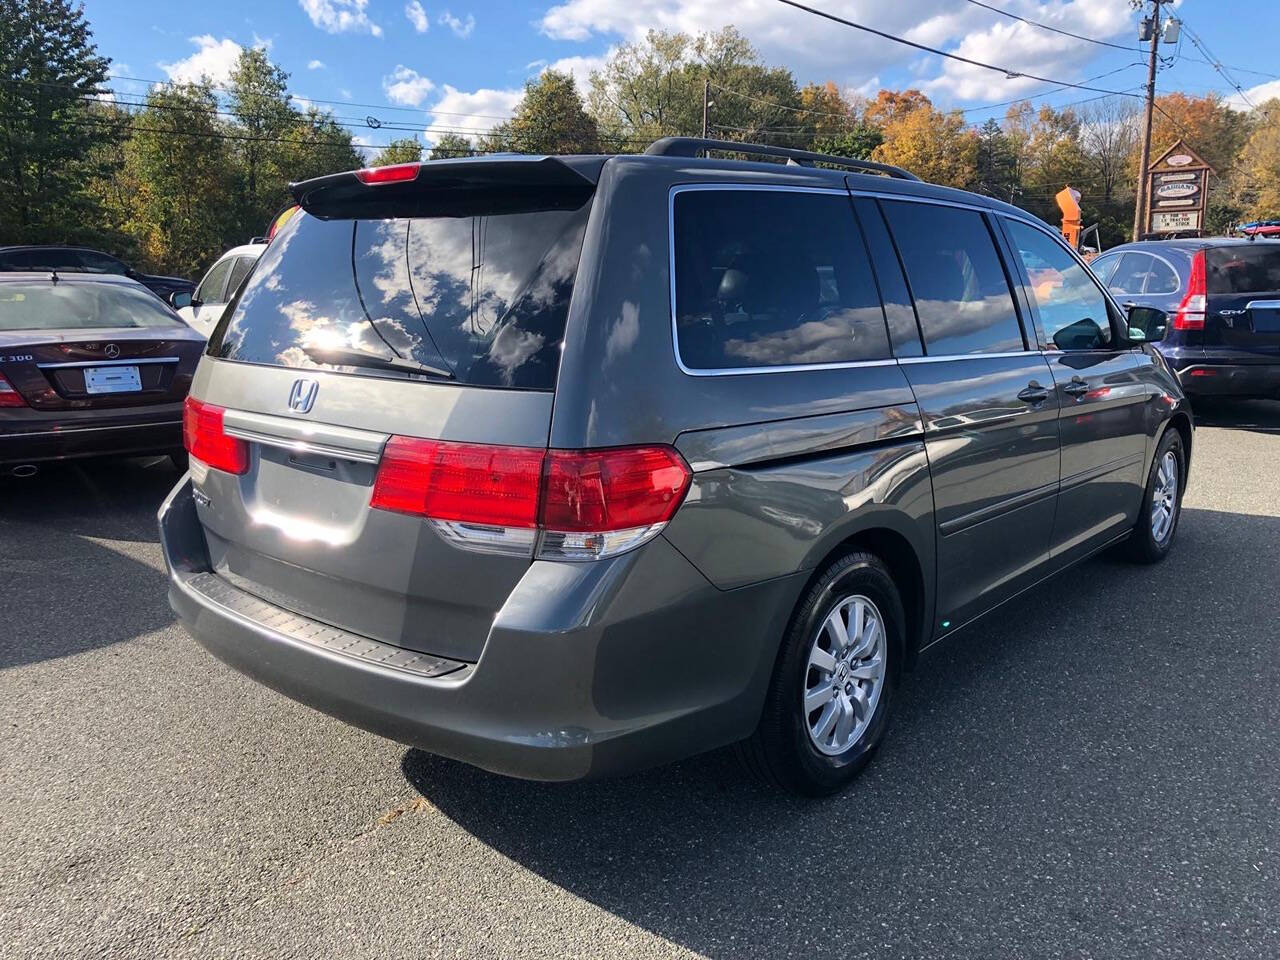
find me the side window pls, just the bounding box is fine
[1106,253,1151,295]
[226,256,256,298]
[881,200,1024,356]
[195,258,233,304]
[852,196,923,357]
[1146,256,1180,295]
[1089,252,1120,284]
[1004,219,1112,351]
[672,189,891,370]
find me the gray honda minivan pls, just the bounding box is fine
[159,139,1191,795]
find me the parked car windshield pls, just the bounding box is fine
[0,281,181,331]
[209,201,592,390]
[1206,245,1280,294]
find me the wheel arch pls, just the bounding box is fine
[1166,410,1193,485]
[807,524,932,671]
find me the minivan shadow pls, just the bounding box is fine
[404,505,1280,959]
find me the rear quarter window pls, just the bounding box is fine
[671,188,891,371]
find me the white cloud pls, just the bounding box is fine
[1227,79,1280,112]
[383,65,435,106]
[298,0,382,37]
[158,35,243,85]
[544,52,611,90]
[424,84,522,144]
[405,0,430,32]
[438,10,475,38]
[307,59,326,70]
[537,0,1138,106]
[339,88,353,100]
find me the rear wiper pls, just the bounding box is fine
[301,344,454,380]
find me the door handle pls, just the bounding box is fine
[1063,378,1089,398]
[1017,383,1050,405]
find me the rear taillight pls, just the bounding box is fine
[1173,251,1207,330]
[370,439,692,561]
[183,396,249,475]
[0,374,26,408]
[354,162,421,185]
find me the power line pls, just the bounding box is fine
[1178,18,1257,109]
[960,65,1145,115]
[772,0,1195,142]
[961,0,1135,52]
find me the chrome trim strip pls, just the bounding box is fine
[900,351,1040,364]
[220,408,388,462]
[37,357,182,369]
[1246,300,1280,310]
[1059,452,1144,493]
[667,182,897,378]
[222,427,382,464]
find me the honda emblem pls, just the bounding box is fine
[288,378,318,414]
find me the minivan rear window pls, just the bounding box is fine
[208,201,592,390]
[1206,245,1280,295]
[672,188,891,370]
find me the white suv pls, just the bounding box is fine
[176,242,266,338]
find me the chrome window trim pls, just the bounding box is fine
[667,182,897,378]
[1138,251,1182,295]
[37,357,181,369]
[899,350,1041,364]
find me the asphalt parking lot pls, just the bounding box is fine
[2,400,1278,960]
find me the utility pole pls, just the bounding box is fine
[1132,0,1165,241]
[702,78,710,140]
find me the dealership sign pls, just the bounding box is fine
[1147,140,1213,237]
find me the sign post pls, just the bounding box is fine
[1145,139,1213,238]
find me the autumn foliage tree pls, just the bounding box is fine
[872,95,977,189]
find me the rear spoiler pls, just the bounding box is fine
[290,155,606,220]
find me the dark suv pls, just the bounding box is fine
[1090,238,1280,398]
[158,140,1190,795]
[0,246,195,303]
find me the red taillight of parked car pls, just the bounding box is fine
[370,438,692,560]
[1173,251,1207,331]
[183,396,249,475]
[371,437,543,527]
[0,374,27,408]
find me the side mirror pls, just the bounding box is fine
[169,290,195,310]
[1125,304,1169,343]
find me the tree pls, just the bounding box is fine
[227,48,294,228]
[489,70,599,155]
[372,137,423,166]
[1230,99,1280,221]
[1143,92,1251,183]
[116,83,238,277]
[428,132,473,159]
[0,0,114,242]
[972,119,1018,202]
[587,27,802,149]
[284,106,361,182]
[872,96,977,188]
[864,89,932,128]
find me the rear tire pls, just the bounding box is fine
[1124,427,1185,564]
[739,551,903,796]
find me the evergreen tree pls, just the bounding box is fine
[0,0,114,242]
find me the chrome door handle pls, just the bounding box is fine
[1063,378,1089,398]
[1017,384,1049,404]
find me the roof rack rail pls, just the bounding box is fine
[644,137,921,182]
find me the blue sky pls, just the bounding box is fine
[82,0,1280,152]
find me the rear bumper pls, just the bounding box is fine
[159,477,800,781]
[1172,361,1280,397]
[0,402,183,464]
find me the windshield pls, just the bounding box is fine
[209,200,592,390]
[0,281,180,331]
